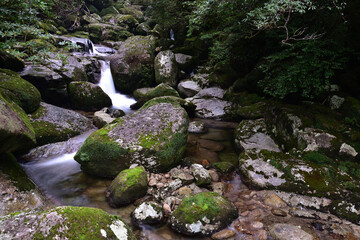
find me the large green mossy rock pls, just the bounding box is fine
[69,81,112,111]
[0,94,36,153]
[154,50,179,87]
[0,50,24,72]
[106,166,148,206]
[0,69,41,113]
[169,192,238,236]
[131,83,179,109]
[29,102,93,146]
[108,35,156,93]
[0,206,136,240]
[239,150,360,202]
[75,102,189,177]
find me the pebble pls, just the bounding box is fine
[241,210,250,217]
[271,209,288,217]
[264,193,287,208]
[156,182,164,188]
[248,209,261,219]
[148,178,157,187]
[211,229,236,239]
[178,186,192,196]
[208,169,220,182]
[163,203,172,216]
[255,229,268,240]
[269,223,314,240]
[250,221,264,230]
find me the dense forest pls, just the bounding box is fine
[1,0,360,239]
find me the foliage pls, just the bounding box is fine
[258,40,349,99]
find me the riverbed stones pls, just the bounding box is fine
[109,35,156,93]
[0,69,41,113]
[29,102,93,146]
[106,166,148,207]
[177,80,201,98]
[0,93,36,153]
[0,206,136,240]
[191,164,212,186]
[154,50,178,87]
[234,119,280,153]
[188,120,206,133]
[269,223,314,240]
[169,192,238,236]
[75,101,189,177]
[131,201,164,225]
[69,81,112,111]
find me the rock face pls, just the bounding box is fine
[0,50,24,72]
[75,101,189,177]
[169,192,238,236]
[0,206,136,240]
[0,94,36,153]
[106,166,148,207]
[109,35,156,93]
[154,50,178,87]
[68,81,112,111]
[131,201,164,225]
[187,98,231,119]
[0,69,41,113]
[29,102,94,146]
[131,83,179,109]
[234,119,280,153]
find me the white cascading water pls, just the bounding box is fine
[98,60,136,113]
[170,29,175,41]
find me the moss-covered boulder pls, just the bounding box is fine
[75,101,189,177]
[239,150,360,202]
[0,206,136,239]
[131,83,179,109]
[0,50,24,72]
[29,102,93,146]
[154,50,178,87]
[0,93,36,153]
[135,23,151,35]
[169,192,238,236]
[108,35,156,93]
[133,87,152,100]
[69,81,112,111]
[0,69,41,113]
[106,166,148,207]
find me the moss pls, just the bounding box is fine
[303,151,334,165]
[0,152,35,191]
[0,68,41,113]
[330,201,360,224]
[213,162,235,175]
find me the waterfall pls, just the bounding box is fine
[98,60,136,113]
[170,29,175,41]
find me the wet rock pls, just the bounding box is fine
[0,94,36,153]
[109,35,156,93]
[211,229,236,240]
[69,81,112,111]
[132,201,164,225]
[263,193,287,208]
[269,223,314,240]
[329,95,344,110]
[211,182,226,195]
[169,192,238,236]
[274,191,332,210]
[187,97,231,119]
[133,87,153,100]
[339,143,358,157]
[213,162,235,175]
[271,209,287,217]
[175,53,193,72]
[198,139,225,152]
[330,200,360,224]
[0,206,136,240]
[250,221,264,230]
[154,50,178,87]
[30,102,93,146]
[234,119,280,153]
[131,83,179,109]
[106,166,148,207]
[188,120,206,133]
[0,69,41,113]
[177,186,193,197]
[208,169,220,182]
[0,50,24,71]
[177,80,202,98]
[191,164,212,186]
[75,101,188,177]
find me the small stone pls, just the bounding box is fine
[264,193,287,208]
[269,223,314,240]
[329,95,345,110]
[156,183,164,188]
[339,143,358,157]
[250,221,264,230]
[248,209,261,219]
[178,186,192,196]
[188,120,207,133]
[190,163,212,186]
[271,209,288,217]
[234,222,254,235]
[211,182,226,195]
[241,210,250,217]
[211,229,236,239]
[148,178,157,187]
[164,174,170,179]
[163,203,172,216]
[208,169,220,182]
[255,229,268,240]
[241,235,256,240]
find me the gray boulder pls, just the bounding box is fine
[154,50,178,87]
[194,87,225,99]
[132,201,164,225]
[177,80,201,98]
[175,53,193,72]
[234,119,280,153]
[190,164,212,186]
[75,101,189,177]
[29,102,94,146]
[186,97,231,119]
